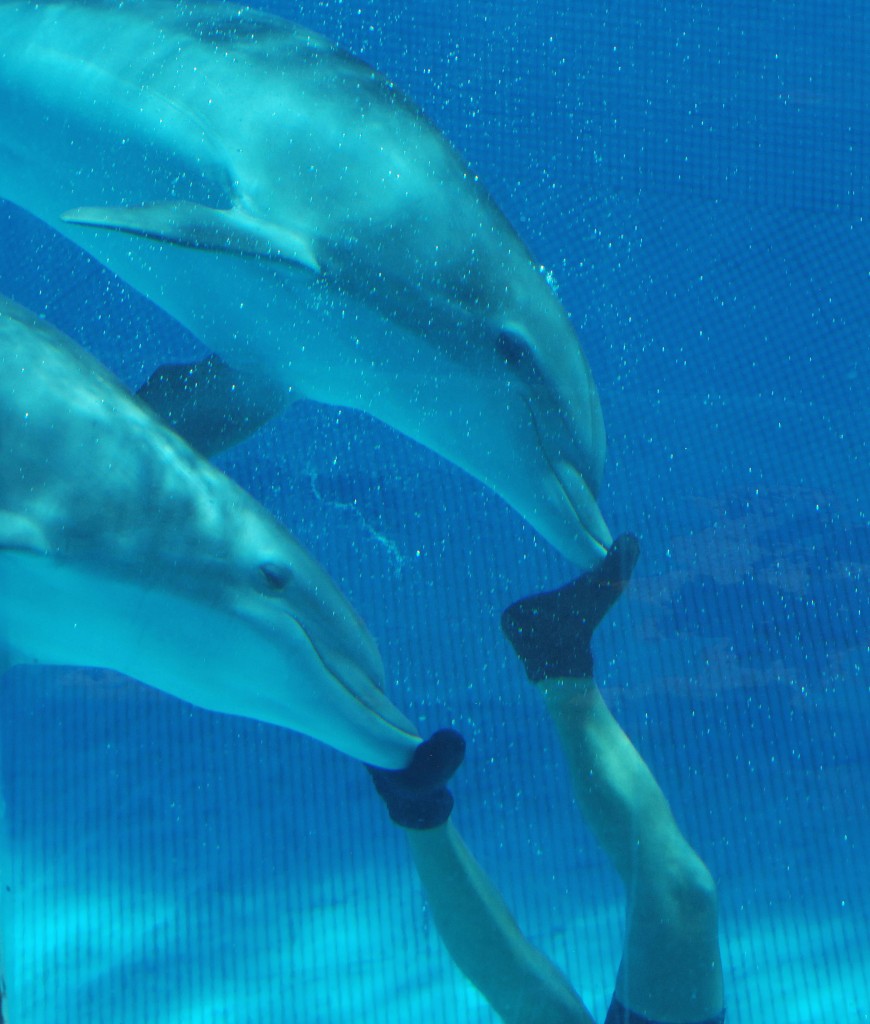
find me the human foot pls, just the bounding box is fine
[367,728,466,829]
[501,534,641,682]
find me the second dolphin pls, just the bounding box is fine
[0,295,420,769]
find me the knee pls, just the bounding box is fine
[661,854,718,935]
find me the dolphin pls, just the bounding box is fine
[0,1,612,567]
[0,295,420,769]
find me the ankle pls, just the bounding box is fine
[540,676,598,710]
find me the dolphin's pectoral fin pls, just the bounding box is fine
[60,201,321,272]
[0,512,49,557]
[0,536,28,679]
[136,354,292,457]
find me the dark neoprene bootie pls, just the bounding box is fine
[501,534,641,682]
[367,728,466,829]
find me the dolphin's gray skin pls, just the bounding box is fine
[0,296,420,769]
[0,1,612,567]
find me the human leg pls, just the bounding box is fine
[503,537,724,1024]
[407,821,594,1024]
[541,678,723,1023]
[369,731,593,1024]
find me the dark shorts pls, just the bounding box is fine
[604,996,726,1024]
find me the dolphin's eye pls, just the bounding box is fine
[496,329,530,368]
[496,328,543,387]
[260,562,291,590]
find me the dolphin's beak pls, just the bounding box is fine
[528,397,613,567]
[552,457,612,560]
[310,639,407,725]
[289,602,421,768]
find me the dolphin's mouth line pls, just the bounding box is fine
[291,618,418,739]
[524,397,606,553]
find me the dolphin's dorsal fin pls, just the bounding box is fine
[136,354,292,457]
[61,201,321,272]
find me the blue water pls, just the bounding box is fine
[1,1,868,1021]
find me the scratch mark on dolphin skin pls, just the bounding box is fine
[305,461,409,576]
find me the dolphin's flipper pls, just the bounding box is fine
[136,354,292,457]
[61,201,321,272]
[0,513,49,558]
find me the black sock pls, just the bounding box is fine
[367,728,466,829]
[501,534,641,682]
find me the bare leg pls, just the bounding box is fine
[541,678,723,1023]
[406,822,594,1024]
[369,732,591,1023]
[369,537,724,1023]
[385,688,723,1024]
[503,536,724,1023]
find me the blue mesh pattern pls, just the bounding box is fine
[0,1,867,1022]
